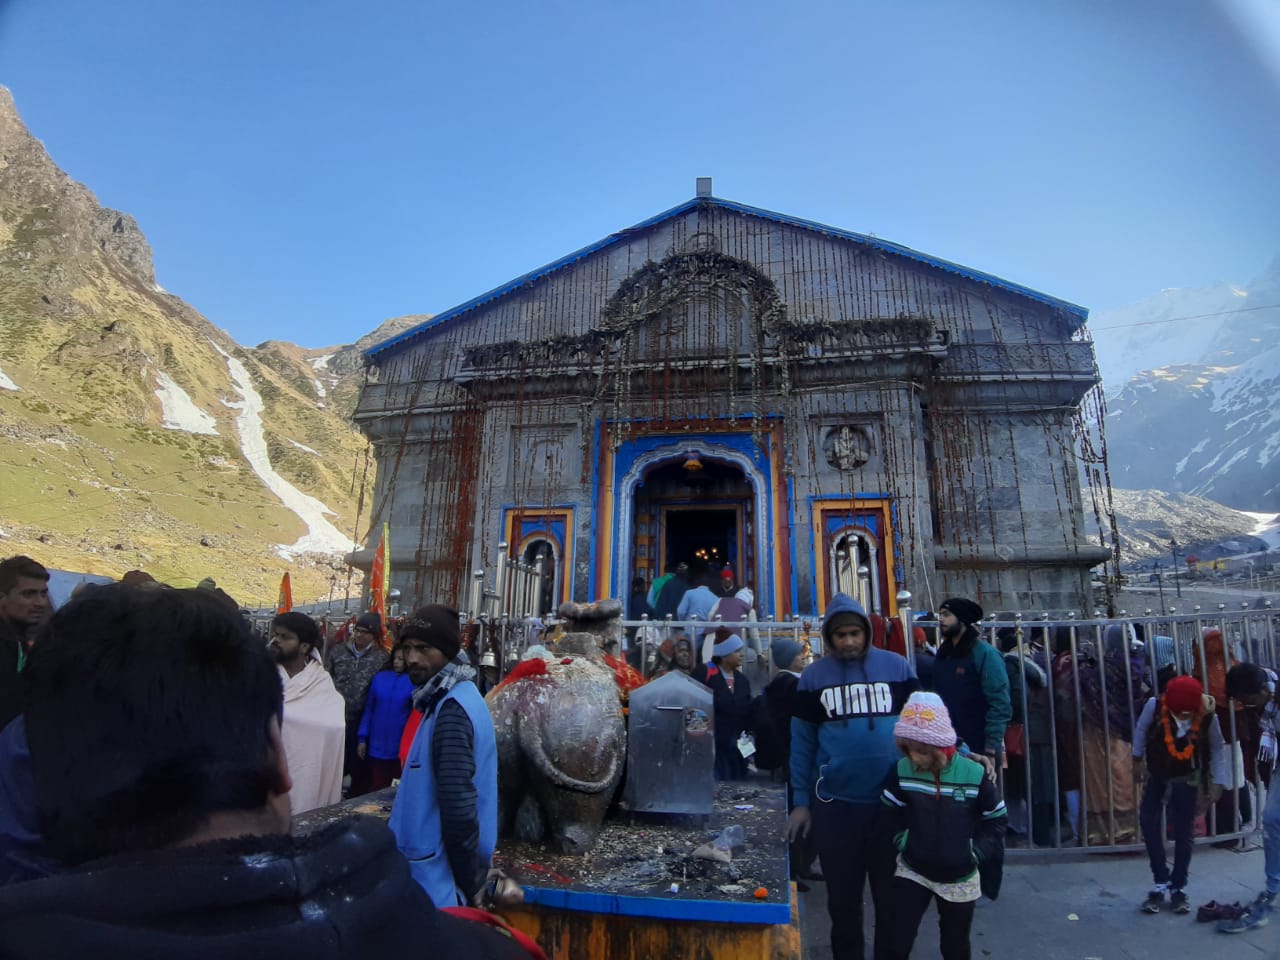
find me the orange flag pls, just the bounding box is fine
[367,522,390,647]
[276,572,293,614]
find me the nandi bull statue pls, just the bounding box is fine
[486,599,629,854]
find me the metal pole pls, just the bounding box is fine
[470,569,485,621]
[494,542,509,621]
[533,555,546,618]
[897,589,914,672]
[1171,539,1183,598]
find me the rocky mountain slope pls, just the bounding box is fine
[0,86,389,606]
[1105,488,1271,568]
[1090,262,1280,511]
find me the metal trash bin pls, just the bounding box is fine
[624,671,715,815]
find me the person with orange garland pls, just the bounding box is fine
[1132,675,1229,915]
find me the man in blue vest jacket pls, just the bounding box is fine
[390,604,499,908]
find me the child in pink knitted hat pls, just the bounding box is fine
[880,692,1008,960]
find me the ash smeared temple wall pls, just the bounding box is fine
[352,194,1115,616]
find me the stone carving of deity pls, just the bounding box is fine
[824,425,872,471]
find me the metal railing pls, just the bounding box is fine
[258,548,1277,858]
[925,605,1278,855]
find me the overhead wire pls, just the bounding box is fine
[1089,303,1279,331]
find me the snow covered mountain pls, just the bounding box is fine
[1091,260,1280,511]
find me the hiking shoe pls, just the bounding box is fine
[1170,890,1191,914]
[1142,890,1165,914]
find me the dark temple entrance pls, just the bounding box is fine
[631,456,754,588]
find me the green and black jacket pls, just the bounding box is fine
[880,754,1007,885]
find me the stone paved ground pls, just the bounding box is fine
[798,843,1276,959]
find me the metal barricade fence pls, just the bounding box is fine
[613,607,1277,857]
[919,608,1278,855]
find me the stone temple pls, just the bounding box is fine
[353,184,1111,618]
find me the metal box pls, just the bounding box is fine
[624,671,715,815]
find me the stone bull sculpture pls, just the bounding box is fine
[487,599,627,854]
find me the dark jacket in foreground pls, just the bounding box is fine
[0,816,530,960]
[880,754,1007,888]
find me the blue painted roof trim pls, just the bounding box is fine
[366,196,1088,361]
[520,884,792,925]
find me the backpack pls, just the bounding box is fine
[749,694,786,771]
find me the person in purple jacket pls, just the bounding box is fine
[358,644,416,791]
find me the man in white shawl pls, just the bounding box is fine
[270,612,346,815]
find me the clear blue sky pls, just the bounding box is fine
[2,0,1277,348]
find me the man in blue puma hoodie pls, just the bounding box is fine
[788,593,918,960]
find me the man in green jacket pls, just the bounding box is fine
[931,598,1011,759]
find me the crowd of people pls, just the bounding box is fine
[0,552,1276,959]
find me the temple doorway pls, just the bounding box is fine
[630,455,755,590]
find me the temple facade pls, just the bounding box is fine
[353,187,1110,617]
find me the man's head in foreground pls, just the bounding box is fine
[24,583,289,866]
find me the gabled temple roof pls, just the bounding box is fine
[366,195,1089,361]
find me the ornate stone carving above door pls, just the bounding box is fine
[823,424,873,471]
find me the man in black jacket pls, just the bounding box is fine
[0,556,49,730]
[0,583,531,960]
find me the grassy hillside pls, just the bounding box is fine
[0,87,374,607]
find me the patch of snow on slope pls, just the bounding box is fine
[154,371,219,435]
[210,341,355,555]
[1210,448,1251,477]
[1244,511,1280,549]
[288,439,320,456]
[1174,438,1210,476]
[312,378,326,399]
[309,354,334,371]
[1258,416,1280,468]
[0,365,18,391]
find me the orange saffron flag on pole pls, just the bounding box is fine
[367,522,390,647]
[277,572,293,614]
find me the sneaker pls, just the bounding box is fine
[1142,890,1165,914]
[1170,890,1191,914]
[1218,896,1273,934]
